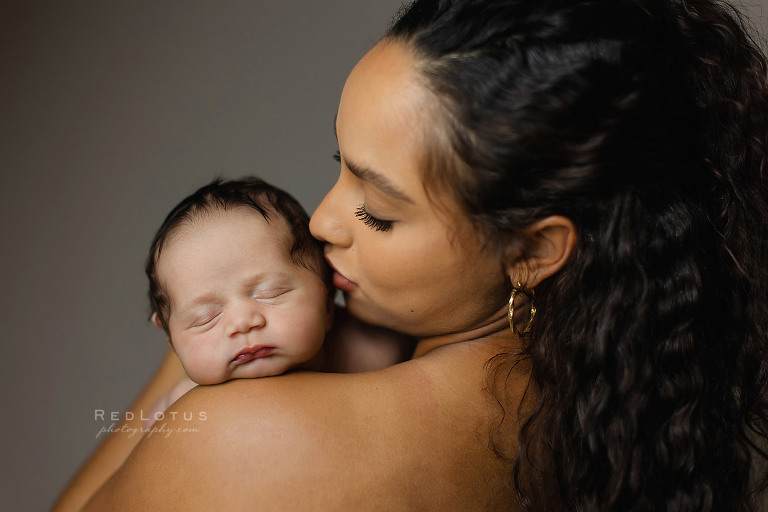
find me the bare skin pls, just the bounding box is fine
[51,350,187,511]
[58,40,576,511]
[83,320,527,511]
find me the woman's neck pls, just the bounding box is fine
[412,305,515,358]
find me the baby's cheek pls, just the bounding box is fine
[294,319,327,358]
[182,361,207,385]
[183,349,225,385]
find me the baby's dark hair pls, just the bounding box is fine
[146,176,331,334]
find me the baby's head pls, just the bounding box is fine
[146,177,334,384]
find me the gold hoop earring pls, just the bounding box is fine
[508,282,536,337]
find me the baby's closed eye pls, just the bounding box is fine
[186,309,223,329]
[251,287,292,303]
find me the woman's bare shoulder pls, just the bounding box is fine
[84,352,520,511]
[84,368,422,510]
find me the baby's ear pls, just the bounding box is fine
[150,313,174,347]
[150,312,164,329]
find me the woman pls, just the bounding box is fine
[58,0,768,510]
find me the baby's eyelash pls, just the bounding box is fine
[354,205,393,232]
[191,312,221,328]
[333,150,341,163]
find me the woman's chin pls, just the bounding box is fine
[345,298,391,328]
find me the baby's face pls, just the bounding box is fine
[157,208,331,384]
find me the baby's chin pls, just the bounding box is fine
[187,354,306,384]
[226,354,298,380]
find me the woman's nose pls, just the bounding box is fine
[310,177,352,248]
[224,301,266,337]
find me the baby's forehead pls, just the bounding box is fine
[159,206,295,268]
[183,205,286,230]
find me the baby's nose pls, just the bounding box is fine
[225,302,266,337]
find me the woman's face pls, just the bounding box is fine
[310,41,509,338]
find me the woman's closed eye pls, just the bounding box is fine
[355,204,393,232]
[334,149,395,232]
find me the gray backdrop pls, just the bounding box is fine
[1,1,402,510]
[0,1,765,511]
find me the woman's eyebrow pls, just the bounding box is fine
[344,157,414,204]
[333,114,414,204]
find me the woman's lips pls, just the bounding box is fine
[326,256,358,292]
[231,346,274,365]
[332,271,358,292]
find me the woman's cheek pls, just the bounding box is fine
[366,235,425,281]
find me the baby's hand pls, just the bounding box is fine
[320,307,416,373]
[145,376,197,427]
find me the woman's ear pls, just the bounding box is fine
[505,215,577,287]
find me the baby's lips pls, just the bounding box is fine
[231,346,274,365]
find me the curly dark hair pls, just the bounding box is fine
[387,0,768,510]
[145,176,332,334]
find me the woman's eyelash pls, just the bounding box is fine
[333,150,341,163]
[355,205,393,232]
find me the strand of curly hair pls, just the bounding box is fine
[388,0,768,510]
